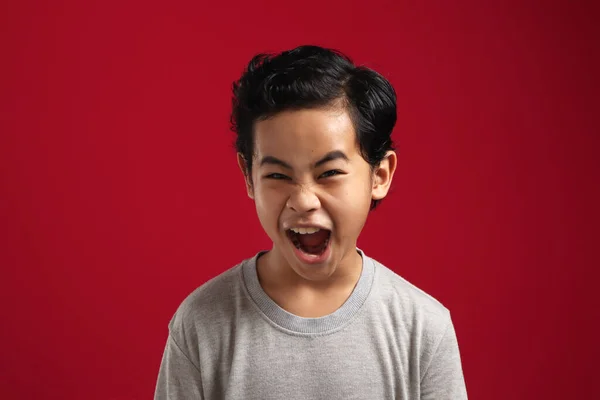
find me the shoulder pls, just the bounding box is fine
[167,256,251,340]
[367,255,453,339]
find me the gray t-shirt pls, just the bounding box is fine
[155,250,468,399]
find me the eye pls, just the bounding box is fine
[265,173,290,180]
[319,170,343,179]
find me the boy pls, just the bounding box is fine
[155,45,468,399]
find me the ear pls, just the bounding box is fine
[237,153,254,199]
[371,151,397,201]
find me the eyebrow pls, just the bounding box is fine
[313,150,349,168]
[259,150,349,169]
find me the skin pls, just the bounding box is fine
[238,105,397,317]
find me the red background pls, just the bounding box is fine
[1,1,598,399]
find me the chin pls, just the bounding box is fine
[287,242,342,281]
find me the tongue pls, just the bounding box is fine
[297,230,329,248]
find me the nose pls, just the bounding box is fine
[286,185,321,213]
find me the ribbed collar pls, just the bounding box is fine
[241,249,375,335]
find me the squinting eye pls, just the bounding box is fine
[265,173,290,180]
[319,170,343,179]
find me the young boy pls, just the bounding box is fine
[155,45,468,399]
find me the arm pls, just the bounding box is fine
[155,334,204,400]
[420,316,468,399]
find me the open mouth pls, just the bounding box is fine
[286,228,331,256]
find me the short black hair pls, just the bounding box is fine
[230,45,396,209]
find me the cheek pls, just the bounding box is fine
[324,180,372,229]
[329,177,373,209]
[254,184,287,223]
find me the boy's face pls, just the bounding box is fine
[238,106,396,282]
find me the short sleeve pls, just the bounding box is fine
[420,316,468,399]
[154,334,204,400]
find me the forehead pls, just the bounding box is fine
[253,107,358,157]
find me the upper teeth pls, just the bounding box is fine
[290,227,320,234]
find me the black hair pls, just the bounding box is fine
[230,45,396,209]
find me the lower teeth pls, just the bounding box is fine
[294,240,329,255]
[289,231,330,255]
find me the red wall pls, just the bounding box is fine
[1,1,598,399]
